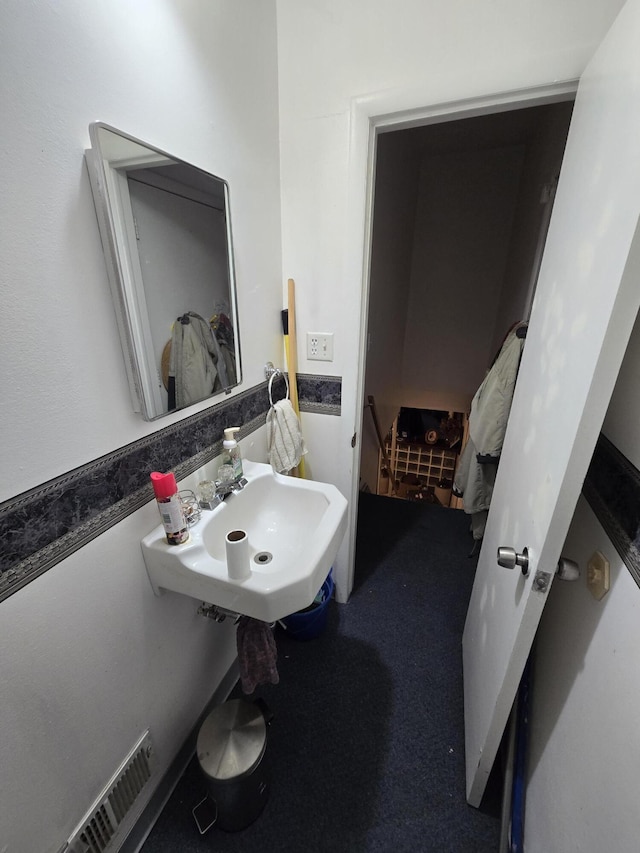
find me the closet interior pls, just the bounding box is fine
[360,100,575,507]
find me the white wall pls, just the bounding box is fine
[2,1,281,495]
[401,144,524,413]
[525,310,640,852]
[0,2,281,851]
[492,101,574,353]
[361,134,421,492]
[276,0,627,601]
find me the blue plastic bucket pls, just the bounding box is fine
[279,571,334,640]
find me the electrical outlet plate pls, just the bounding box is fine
[587,550,610,600]
[307,332,334,361]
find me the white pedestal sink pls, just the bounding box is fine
[141,460,348,622]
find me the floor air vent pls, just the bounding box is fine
[67,731,153,853]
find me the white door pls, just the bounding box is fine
[463,0,640,807]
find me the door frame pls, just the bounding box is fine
[344,80,579,601]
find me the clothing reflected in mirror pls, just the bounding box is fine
[162,311,236,410]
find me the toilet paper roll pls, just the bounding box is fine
[226,529,251,580]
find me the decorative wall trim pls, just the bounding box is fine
[0,373,342,603]
[583,433,640,590]
[297,374,342,416]
[300,401,342,416]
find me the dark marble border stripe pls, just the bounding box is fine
[0,373,341,604]
[297,374,341,415]
[583,433,640,589]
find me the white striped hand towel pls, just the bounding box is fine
[266,399,307,473]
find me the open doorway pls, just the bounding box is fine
[358,100,574,546]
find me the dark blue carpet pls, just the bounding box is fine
[141,494,501,852]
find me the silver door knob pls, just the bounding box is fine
[497,546,529,576]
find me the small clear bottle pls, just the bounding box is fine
[220,427,243,481]
[150,471,189,545]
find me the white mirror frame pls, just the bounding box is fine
[85,122,241,420]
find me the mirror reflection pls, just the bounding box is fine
[85,123,241,420]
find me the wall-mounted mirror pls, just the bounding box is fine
[85,122,241,420]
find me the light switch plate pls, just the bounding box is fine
[307,332,334,361]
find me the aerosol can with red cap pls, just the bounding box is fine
[150,471,189,545]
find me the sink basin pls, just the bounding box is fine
[141,459,348,622]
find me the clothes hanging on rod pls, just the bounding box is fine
[453,322,527,540]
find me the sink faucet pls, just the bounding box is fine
[199,476,247,510]
[216,476,247,498]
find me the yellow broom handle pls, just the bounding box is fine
[287,278,305,478]
[287,278,300,415]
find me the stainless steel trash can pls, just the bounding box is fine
[194,698,271,833]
